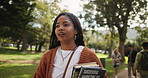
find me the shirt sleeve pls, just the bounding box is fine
[134,52,141,73]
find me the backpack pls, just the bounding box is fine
[140,51,148,71]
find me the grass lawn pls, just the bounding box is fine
[0,47,42,78]
[0,63,38,78]
[0,47,43,60]
[0,47,128,78]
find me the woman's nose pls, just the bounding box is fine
[59,26,64,31]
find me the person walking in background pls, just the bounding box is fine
[33,12,108,78]
[112,48,121,78]
[133,41,148,78]
[127,45,138,78]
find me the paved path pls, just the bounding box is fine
[113,68,140,78]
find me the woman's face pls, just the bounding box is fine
[114,49,118,53]
[55,15,77,43]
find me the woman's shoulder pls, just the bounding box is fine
[81,46,96,55]
[43,47,59,56]
[82,46,93,52]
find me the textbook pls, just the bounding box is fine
[71,62,106,78]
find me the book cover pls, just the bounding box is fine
[71,62,106,78]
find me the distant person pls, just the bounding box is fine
[133,41,148,78]
[33,12,108,78]
[127,45,138,78]
[111,48,121,78]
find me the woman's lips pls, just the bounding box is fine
[58,33,65,37]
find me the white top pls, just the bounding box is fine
[52,46,84,78]
[111,52,121,64]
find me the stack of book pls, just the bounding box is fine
[71,62,106,78]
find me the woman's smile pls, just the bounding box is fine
[58,32,66,37]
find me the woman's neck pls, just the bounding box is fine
[60,41,77,50]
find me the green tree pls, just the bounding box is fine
[0,0,36,52]
[33,0,67,52]
[135,26,148,50]
[103,30,119,58]
[82,0,147,61]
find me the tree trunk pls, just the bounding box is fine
[119,39,125,62]
[108,39,114,58]
[37,39,46,52]
[30,44,32,52]
[118,27,127,62]
[35,44,38,52]
[16,40,21,51]
[21,32,28,52]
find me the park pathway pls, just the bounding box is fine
[112,68,140,78]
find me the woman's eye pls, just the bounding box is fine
[64,24,69,26]
[55,25,60,28]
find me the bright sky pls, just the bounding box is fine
[58,0,112,30]
[59,0,147,28]
[58,0,147,39]
[59,0,83,15]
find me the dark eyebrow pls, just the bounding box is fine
[56,20,71,25]
[63,21,70,24]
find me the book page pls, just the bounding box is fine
[74,62,99,68]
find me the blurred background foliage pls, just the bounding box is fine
[0,0,147,77]
[0,0,148,58]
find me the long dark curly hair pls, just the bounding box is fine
[49,12,85,49]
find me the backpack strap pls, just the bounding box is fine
[140,51,147,55]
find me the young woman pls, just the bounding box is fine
[34,12,108,78]
[111,48,121,78]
